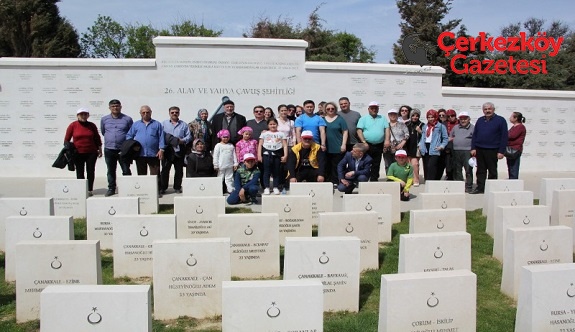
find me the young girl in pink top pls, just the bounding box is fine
[235,126,258,163]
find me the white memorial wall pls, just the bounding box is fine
[0,37,573,177]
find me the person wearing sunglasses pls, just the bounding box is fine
[160,106,191,195]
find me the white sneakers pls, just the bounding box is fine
[264,188,281,195]
[273,188,280,195]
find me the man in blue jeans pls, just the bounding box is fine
[100,99,133,197]
[227,153,261,205]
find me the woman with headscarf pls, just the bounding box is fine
[188,109,213,152]
[419,109,448,182]
[406,108,424,186]
[186,139,215,177]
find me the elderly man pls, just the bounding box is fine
[338,97,362,152]
[100,99,133,197]
[286,130,326,183]
[450,111,475,192]
[356,101,391,181]
[210,99,247,147]
[294,100,326,148]
[161,106,191,195]
[337,143,372,194]
[470,102,508,194]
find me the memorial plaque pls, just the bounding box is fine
[515,263,575,332]
[501,226,573,300]
[379,270,477,332]
[398,232,471,273]
[15,240,102,322]
[174,196,224,239]
[45,179,87,218]
[86,197,139,250]
[152,238,231,320]
[342,194,392,243]
[492,205,550,262]
[40,285,151,332]
[5,216,73,282]
[289,183,333,225]
[419,193,466,211]
[550,189,575,227]
[486,191,534,236]
[284,237,361,312]
[112,214,176,278]
[222,280,323,332]
[424,180,465,194]
[540,178,575,210]
[262,195,312,245]
[318,211,379,271]
[483,179,525,216]
[218,213,280,278]
[181,177,223,197]
[358,181,401,224]
[0,197,53,252]
[117,175,158,214]
[409,208,466,234]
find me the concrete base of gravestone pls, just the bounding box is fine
[45,179,87,218]
[409,208,466,234]
[40,285,152,332]
[222,280,323,332]
[483,179,525,216]
[86,197,139,250]
[0,197,54,252]
[398,232,471,273]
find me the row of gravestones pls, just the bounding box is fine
[2,177,575,331]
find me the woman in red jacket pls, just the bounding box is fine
[506,112,526,179]
[64,108,102,195]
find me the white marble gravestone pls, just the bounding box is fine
[419,193,466,210]
[492,205,550,262]
[486,191,534,236]
[86,197,139,250]
[318,211,379,271]
[112,214,176,278]
[289,182,333,225]
[117,175,158,214]
[409,208,466,234]
[424,180,465,194]
[342,194,392,243]
[217,213,280,278]
[152,238,231,320]
[483,179,524,216]
[45,179,87,218]
[261,195,312,245]
[173,196,225,239]
[501,226,573,300]
[222,280,323,332]
[398,232,471,273]
[379,270,477,332]
[5,216,73,281]
[550,189,575,227]
[283,236,361,312]
[515,263,575,332]
[0,197,53,252]
[15,240,102,322]
[358,181,401,224]
[540,178,575,210]
[182,177,223,197]
[40,285,152,332]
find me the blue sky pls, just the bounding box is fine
[58,0,575,63]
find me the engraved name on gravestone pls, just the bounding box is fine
[152,238,230,320]
[419,193,466,211]
[289,183,333,225]
[284,237,361,312]
[342,194,392,243]
[45,179,87,218]
[5,216,73,282]
[16,240,102,322]
[379,270,477,332]
[222,280,323,332]
[86,197,139,250]
[40,285,152,332]
[398,232,471,273]
[0,197,54,252]
[261,195,312,246]
[318,211,379,271]
[174,196,224,239]
[218,213,280,279]
[486,191,534,237]
[181,177,223,197]
[112,214,176,278]
[358,181,401,224]
[409,208,466,234]
[117,176,158,214]
[483,179,524,216]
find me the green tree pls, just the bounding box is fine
[0,0,80,57]
[80,15,127,58]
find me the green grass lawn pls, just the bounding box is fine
[0,207,517,331]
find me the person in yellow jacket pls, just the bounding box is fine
[286,130,326,183]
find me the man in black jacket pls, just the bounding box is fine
[210,100,247,148]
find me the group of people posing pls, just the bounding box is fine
[63,98,526,202]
